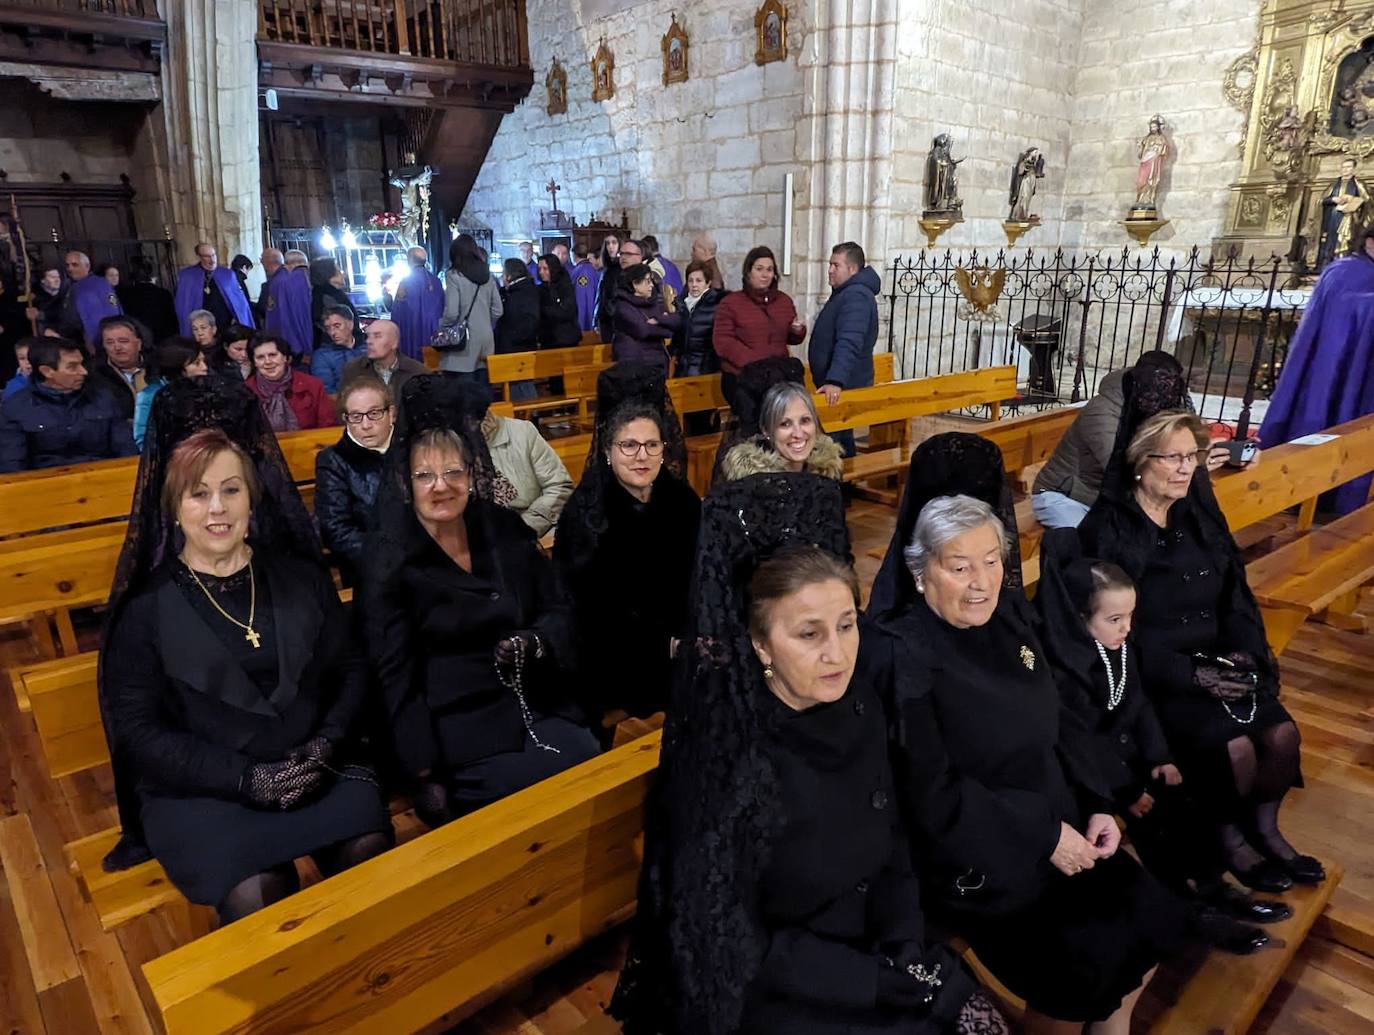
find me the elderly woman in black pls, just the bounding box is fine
[315,374,394,584]
[610,472,1007,1035]
[1078,365,1321,893]
[860,432,1186,1035]
[555,364,700,725]
[98,378,391,921]
[362,376,599,828]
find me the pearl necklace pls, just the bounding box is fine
[1094,640,1127,711]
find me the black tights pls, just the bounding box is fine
[215,830,392,925]
[1219,721,1302,869]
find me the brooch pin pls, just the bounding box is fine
[1019,645,1036,671]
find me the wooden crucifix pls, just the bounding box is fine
[545,178,562,212]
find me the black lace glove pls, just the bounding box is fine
[956,989,1011,1034]
[414,779,454,829]
[240,758,328,810]
[495,631,545,666]
[875,951,945,1009]
[1194,662,1257,701]
[287,736,334,767]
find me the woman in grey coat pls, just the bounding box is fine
[437,234,504,384]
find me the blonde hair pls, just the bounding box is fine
[1125,410,1208,474]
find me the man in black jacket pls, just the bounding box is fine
[0,336,136,471]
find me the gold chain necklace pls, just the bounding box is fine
[184,557,261,649]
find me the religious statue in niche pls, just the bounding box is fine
[1327,37,1374,139]
[1003,146,1045,247]
[388,155,433,249]
[1122,115,1171,245]
[546,59,568,116]
[662,15,689,86]
[591,39,615,102]
[754,0,787,66]
[1317,156,1371,268]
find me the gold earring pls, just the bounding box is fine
[763,664,774,679]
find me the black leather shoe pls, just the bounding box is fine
[1201,881,1293,924]
[1273,853,1326,884]
[1231,859,1294,893]
[1195,910,1270,955]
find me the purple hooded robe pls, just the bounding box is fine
[174,264,255,337]
[263,266,315,356]
[390,264,445,359]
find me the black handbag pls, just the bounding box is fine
[431,285,480,353]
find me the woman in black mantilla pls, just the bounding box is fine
[361,375,599,830]
[554,363,699,725]
[1077,360,1322,894]
[98,376,391,923]
[859,432,1188,1034]
[611,471,1007,1035]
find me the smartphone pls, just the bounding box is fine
[1221,439,1257,468]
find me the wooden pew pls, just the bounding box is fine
[143,732,661,1035]
[485,345,613,415]
[664,351,898,419]
[1246,502,1374,654]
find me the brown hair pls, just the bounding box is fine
[685,260,712,282]
[748,546,859,639]
[1087,561,1135,615]
[336,373,393,419]
[1125,410,1208,474]
[161,428,259,519]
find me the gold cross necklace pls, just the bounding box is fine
[184,556,261,648]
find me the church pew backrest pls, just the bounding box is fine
[486,345,613,393]
[816,366,1017,433]
[978,404,1082,475]
[665,352,898,418]
[144,732,662,1035]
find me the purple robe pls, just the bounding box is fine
[390,265,444,359]
[264,267,315,356]
[526,260,541,282]
[1260,253,1374,512]
[571,260,601,333]
[656,255,685,296]
[70,275,123,347]
[174,265,255,337]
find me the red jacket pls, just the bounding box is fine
[712,288,805,374]
[247,370,337,431]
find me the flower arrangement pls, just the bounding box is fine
[365,211,402,230]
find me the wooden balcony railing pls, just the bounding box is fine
[3,0,157,14]
[260,0,528,69]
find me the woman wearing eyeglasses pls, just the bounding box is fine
[1079,366,1320,898]
[362,376,599,829]
[315,374,395,584]
[556,364,700,725]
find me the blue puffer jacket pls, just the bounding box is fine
[808,266,881,389]
[0,381,137,472]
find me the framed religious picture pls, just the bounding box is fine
[546,59,567,116]
[754,0,787,66]
[591,39,615,102]
[662,15,689,86]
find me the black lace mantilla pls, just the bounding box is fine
[610,472,850,1035]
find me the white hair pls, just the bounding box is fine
[188,308,216,327]
[284,249,309,268]
[903,494,1009,580]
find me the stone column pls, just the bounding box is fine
[793,0,899,323]
[155,0,263,268]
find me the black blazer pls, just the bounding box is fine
[102,554,367,799]
[362,499,583,776]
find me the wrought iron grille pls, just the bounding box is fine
[884,247,1311,435]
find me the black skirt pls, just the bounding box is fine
[953,852,1186,1022]
[142,775,391,906]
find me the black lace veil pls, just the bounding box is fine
[610,472,851,1035]
[868,431,1021,620]
[98,375,322,869]
[1035,527,1103,690]
[557,362,688,572]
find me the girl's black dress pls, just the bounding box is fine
[102,553,389,905]
[861,594,1187,1022]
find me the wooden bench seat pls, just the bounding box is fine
[1246,502,1374,655]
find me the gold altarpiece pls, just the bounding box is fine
[1215,0,1374,268]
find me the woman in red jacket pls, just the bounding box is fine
[246,334,337,432]
[711,245,806,406]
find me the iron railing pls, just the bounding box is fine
[259,0,528,67]
[884,247,1312,434]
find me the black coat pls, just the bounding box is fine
[0,381,136,472]
[86,359,139,420]
[539,276,581,348]
[362,499,585,777]
[740,680,976,1033]
[102,554,368,799]
[496,277,540,354]
[118,282,179,344]
[671,288,725,377]
[555,474,700,717]
[314,430,388,582]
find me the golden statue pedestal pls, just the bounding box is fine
[918,215,961,249]
[1122,211,1169,246]
[1002,218,1039,247]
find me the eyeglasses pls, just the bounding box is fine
[411,467,469,489]
[343,407,390,424]
[1147,449,1208,469]
[615,438,664,457]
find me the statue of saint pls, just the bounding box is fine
[1008,147,1045,222]
[1134,115,1170,212]
[1317,156,1371,269]
[924,133,964,217]
[388,162,434,249]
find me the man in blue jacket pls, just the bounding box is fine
[808,241,881,456]
[0,337,136,472]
